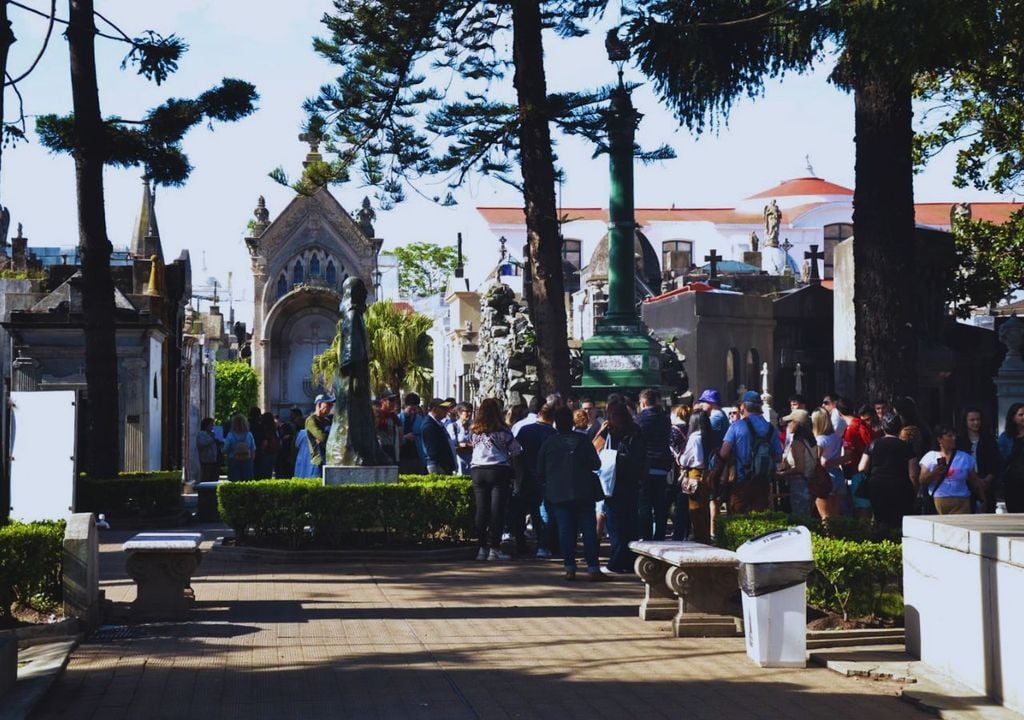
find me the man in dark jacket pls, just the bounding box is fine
[637,388,673,540]
[422,398,457,475]
[513,402,557,557]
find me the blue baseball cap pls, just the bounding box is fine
[741,390,762,404]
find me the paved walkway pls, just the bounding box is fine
[34,530,919,720]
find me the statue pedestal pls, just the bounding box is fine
[323,466,399,486]
[743,251,762,269]
[761,247,788,275]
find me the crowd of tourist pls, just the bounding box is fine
[195,387,1024,580]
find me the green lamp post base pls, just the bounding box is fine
[578,324,663,397]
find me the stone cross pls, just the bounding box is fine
[761,361,770,395]
[794,362,804,395]
[804,244,825,282]
[704,249,723,280]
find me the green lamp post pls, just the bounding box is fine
[578,31,662,396]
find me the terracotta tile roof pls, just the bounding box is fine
[479,199,1024,229]
[913,202,1024,226]
[476,207,607,224]
[746,177,854,199]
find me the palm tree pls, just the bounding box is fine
[312,300,433,399]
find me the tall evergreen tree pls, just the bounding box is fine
[625,0,997,402]
[300,0,670,398]
[33,1,257,478]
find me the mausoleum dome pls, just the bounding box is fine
[582,229,661,292]
[736,177,853,212]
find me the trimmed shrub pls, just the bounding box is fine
[77,471,182,519]
[0,520,65,617]
[716,512,903,620]
[714,511,790,551]
[809,537,902,620]
[218,474,473,549]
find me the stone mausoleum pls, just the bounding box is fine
[245,147,386,415]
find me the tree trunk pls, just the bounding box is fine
[511,0,571,398]
[852,70,917,403]
[68,0,119,478]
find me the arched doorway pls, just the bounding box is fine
[262,287,341,414]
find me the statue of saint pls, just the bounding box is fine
[749,230,759,253]
[356,196,376,238]
[325,277,385,465]
[763,199,781,247]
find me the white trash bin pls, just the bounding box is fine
[736,526,815,668]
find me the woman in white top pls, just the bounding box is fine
[812,409,845,518]
[919,425,984,515]
[676,411,713,543]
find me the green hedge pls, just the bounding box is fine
[77,471,182,519]
[218,475,473,549]
[0,520,65,618]
[716,512,903,621]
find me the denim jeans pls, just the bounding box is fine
[638,472,670,540]
[605,486,639,573]
[788,477,811,518]
[551,500,600,572]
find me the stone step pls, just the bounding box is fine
[807,628,905,649]
[673,613,744,638]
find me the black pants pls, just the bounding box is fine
[472,465,512,549]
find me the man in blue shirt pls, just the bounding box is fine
[719,390,783,513]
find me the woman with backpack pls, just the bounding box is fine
[538,406,604,581]
[593,399,647,574]
[225,414,256,481]
[676,410,714,544]
[778,409,817,518]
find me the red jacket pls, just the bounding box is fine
[842,417,875,476]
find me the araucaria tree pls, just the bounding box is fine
[301,0,670,398]
[26,1,257,478]
[625,0,999,403]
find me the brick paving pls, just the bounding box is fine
[33,532,921,720]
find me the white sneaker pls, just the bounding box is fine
[535,548,552,559]
[488,549,511,561]
[476,547,488,561]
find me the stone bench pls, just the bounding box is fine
[629,540,742,637]
[123,533,203,621]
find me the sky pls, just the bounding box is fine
[2,1,1015,327]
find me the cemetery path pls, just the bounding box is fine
[34,531,923,720]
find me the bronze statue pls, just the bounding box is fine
[325,277,385,465]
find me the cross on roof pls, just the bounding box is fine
[804,244,825,282]
[704,249,723,280]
